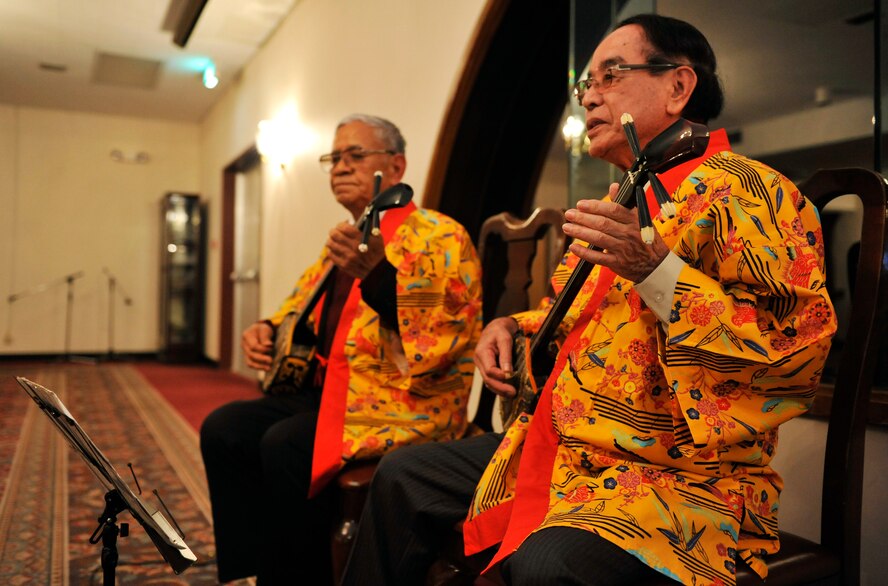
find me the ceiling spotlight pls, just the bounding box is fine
[202,64,218,89]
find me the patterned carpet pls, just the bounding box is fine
[0,362,254,585]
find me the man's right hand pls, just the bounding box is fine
[241,321,274,371]
[473,316,520,398]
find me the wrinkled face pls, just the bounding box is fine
[580,24,684,170]
[328,121,406,219]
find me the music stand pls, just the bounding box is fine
[15,377,197,583]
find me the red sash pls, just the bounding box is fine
[467,270,614,562]
[308,201,417,497]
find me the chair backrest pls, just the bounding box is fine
[469,208,566,431]
[478,207,567,322]
[796,167,888,582]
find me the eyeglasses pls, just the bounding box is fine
[318,146,395,173]
[573,62,683,104]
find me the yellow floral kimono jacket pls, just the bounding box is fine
[268,204,482,495]
[463,130,836,586]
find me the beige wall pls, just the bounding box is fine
[199,0,487,361]
[0,104,200,354]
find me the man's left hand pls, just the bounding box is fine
[326,222,386,279]
[562,182,670,283]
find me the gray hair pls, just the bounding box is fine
[337,114,406,154]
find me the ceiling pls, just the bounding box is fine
[661,0,875,131]
[0,0,299,122]
[0,0,876,127]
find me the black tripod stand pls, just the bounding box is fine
[89,489,129,586]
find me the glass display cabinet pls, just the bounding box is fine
[159,192,205,362]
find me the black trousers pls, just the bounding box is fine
[341,432,666,586]
[199,388,335,585]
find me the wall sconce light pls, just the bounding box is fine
[256,107,316,169]
[110,149,151,164]
[256,119,291,169]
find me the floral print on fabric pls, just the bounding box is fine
[270,208,483,465]
[468,145,835,586]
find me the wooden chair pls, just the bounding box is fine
[638,167,888,586]
[330,208,566,583]
[428,168,888,586]
[477,208,567,320]
[722,167,885,585]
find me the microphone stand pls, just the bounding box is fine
[108,276,116,360]
[62,271,93,363]
[7,271,86,361]
[102,268,133,361]
[65,273,77,361]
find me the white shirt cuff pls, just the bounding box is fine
[634,251,686,324]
